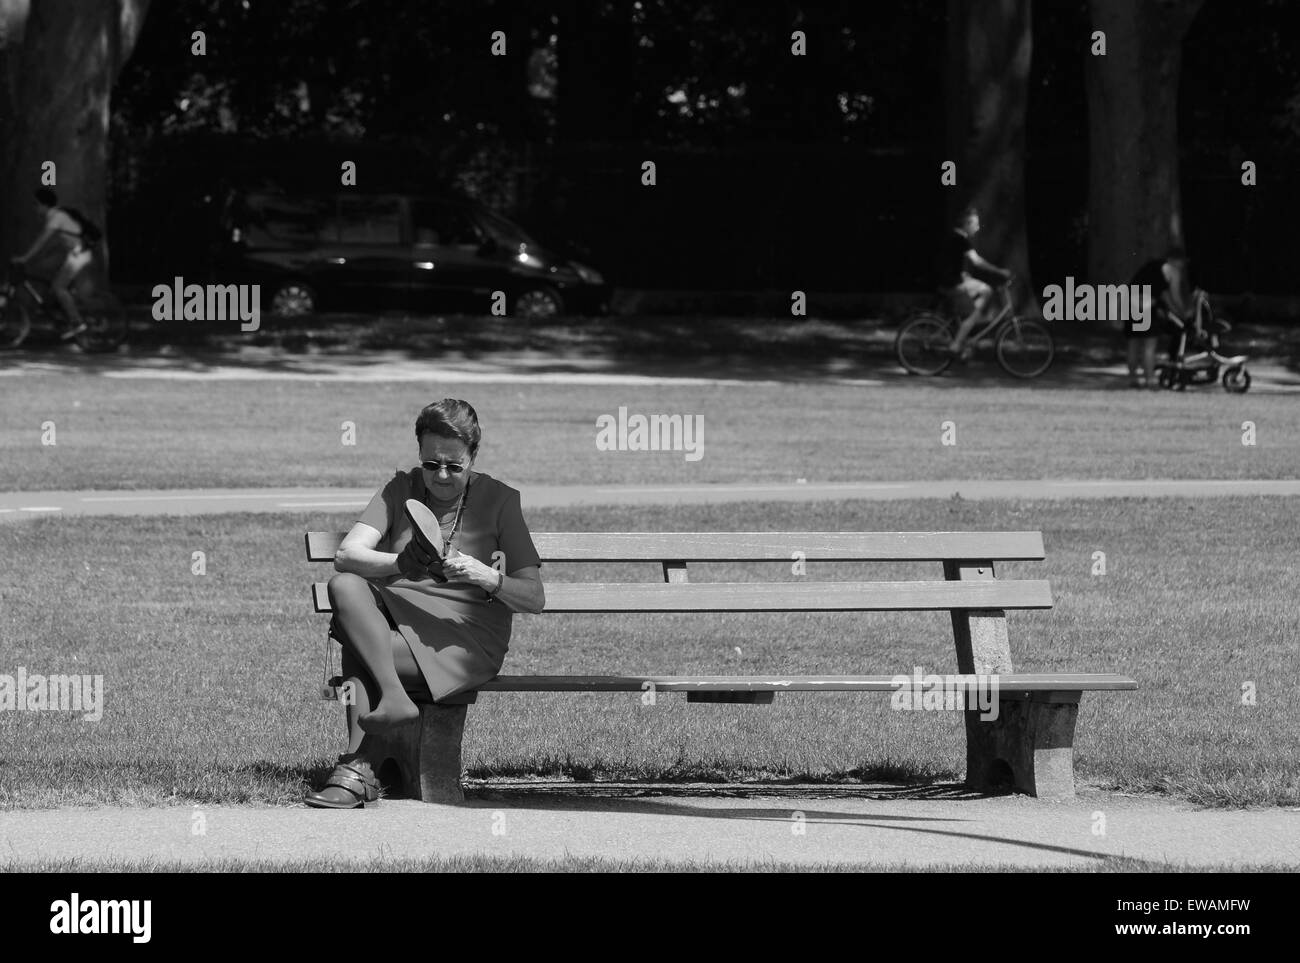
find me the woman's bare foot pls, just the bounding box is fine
[358,693,420,732]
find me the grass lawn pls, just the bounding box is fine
[1,374,1296,490]
[1,496,1296,810]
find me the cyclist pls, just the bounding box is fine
[1126,248,1193,388]
[11,188,92,339]
[944,206,1014,358]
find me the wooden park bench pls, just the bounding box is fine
[304,530,1136,802]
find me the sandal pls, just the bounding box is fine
[304,760,381,809]
[404,498,448,581]
[404,499,447,561]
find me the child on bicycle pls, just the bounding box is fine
[944,206,1015,358]
[11,188,92,340]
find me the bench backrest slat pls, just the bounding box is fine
[305,530,1046,563]
[311,578,1052,614]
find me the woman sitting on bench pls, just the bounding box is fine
[306,398,546,809]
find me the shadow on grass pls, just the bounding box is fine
[467,780,998,803]
[13,307,1298,389]
[291,754,1003,805]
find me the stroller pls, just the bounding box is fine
[1154,289,1251,393]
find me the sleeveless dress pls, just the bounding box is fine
[349,468,541,701]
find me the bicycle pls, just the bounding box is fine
[895,282,1054,379]
[0,260,128,352]
[1154,289,1250,394]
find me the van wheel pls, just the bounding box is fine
[269,281,317,317]
[513,286,563,322]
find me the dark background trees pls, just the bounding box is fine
[1086,0,1205,286]
[0,0,150,272]
[2,0,1296,296]
[945,0,1034,299]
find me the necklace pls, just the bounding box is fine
[431,474,471,556]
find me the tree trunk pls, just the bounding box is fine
[946,0,1035,311]
[1086,0,1204,299]
[0,0,150,272]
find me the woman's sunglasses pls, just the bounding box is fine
[421,461,466,474]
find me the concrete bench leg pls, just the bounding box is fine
[945,562,1081,800]
[414,702,468,804]
[367,703,469,804]
[965,692,1081,799]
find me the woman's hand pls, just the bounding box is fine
[439,549,500,591]
[396,538,437,581]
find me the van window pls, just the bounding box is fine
[240,194,330,246]
[333,196,403,245]
[411,202,483,248]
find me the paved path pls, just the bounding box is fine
[2,789,1295,868]
[1,479,1297,520]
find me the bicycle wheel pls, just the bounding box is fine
[995,317,1054,378]
[895,313,954,376]
[1222,365,1251,394]
[0,290,32,349]
[75,294,128,353]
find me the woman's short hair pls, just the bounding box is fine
[415,399,481,455]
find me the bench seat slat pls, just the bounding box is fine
[311,579,1053,613]
[472,673,1137,692]
[305,530,1047,563]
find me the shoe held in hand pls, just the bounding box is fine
[403,499,448,581]
[397,537,436,581]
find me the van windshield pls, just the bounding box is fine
[476,209,537,248]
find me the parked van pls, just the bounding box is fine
[219,191,609,318]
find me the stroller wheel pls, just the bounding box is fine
[1222,365,1251,394]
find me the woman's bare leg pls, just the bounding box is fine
[327,572,419,731]
[339,645,373,754]
[338,631,427,753]
[1126,339,1141,382]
